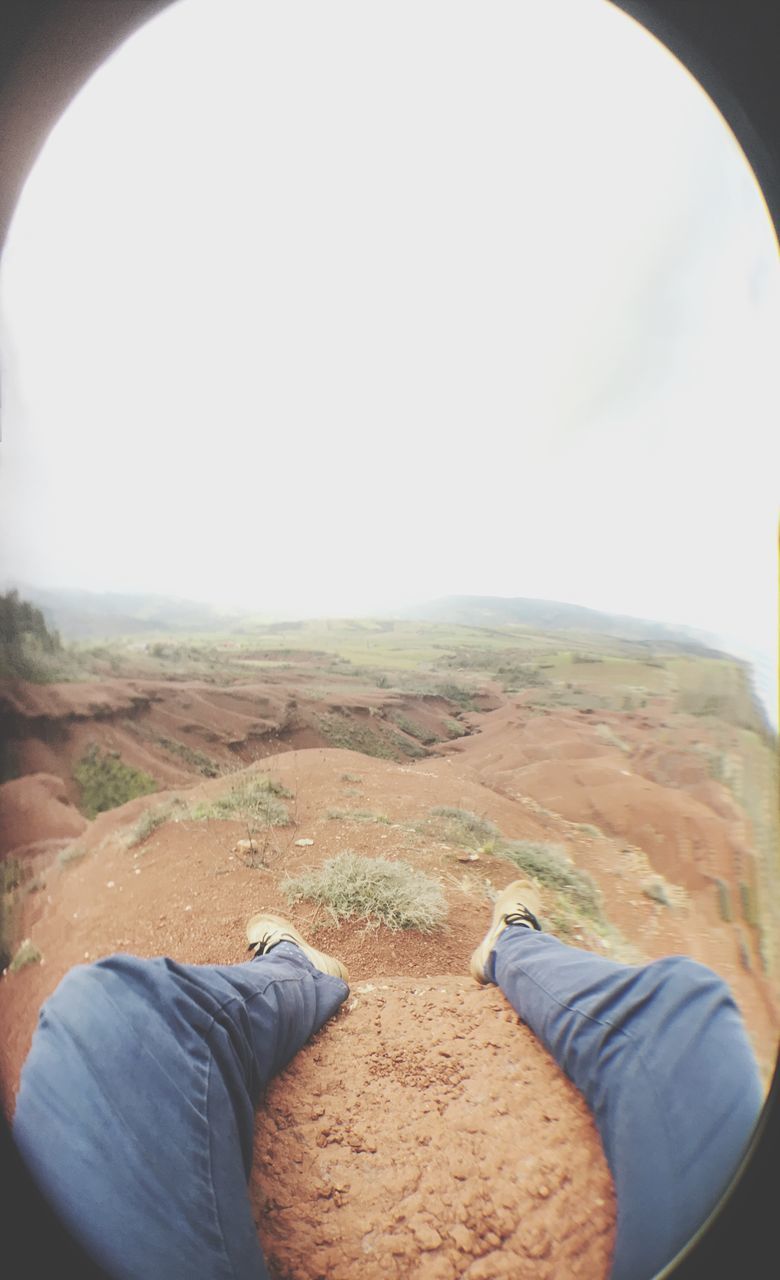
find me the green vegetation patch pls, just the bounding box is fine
[494,839,604,921]
[436,682,479,710]
[190,775,292,825]
[9,939,42,973]
[641,876,671,907]
[282,852,447,932]
[426,807,499,849]
[126,805,176,847]
[74,745,158,819]
[155,735,220,777]
[715,878,733,923]
[594,723,631,753]
[58,844,88,866]
[326,809,391,824]
[315,713,403,761]
[390,713,437,744]
[739,881,757,926]
[0,589,63,681]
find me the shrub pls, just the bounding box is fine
[715,878,733,922]
[495,840,604,920]
[739,881,757,926]
[155,736,219,777]
[282,853,447,931]
[391,713,436,744]
[315,713,401,760]
[0,860,23,894]
[0,589,61,681]
[445,719,467,738]
[326,809,391,824]
[428,807,499,848]
[641,876,671,907]
[392,733,428,759]
[190,775,292,825]
[127,806,173,847]
[58,844,87,866]
[595,723,630,753]
[736,926,752,972]
[9,939,42,972]
[74,745,157,819]
[437,682,478,709]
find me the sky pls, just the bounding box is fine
[0,0,777,704]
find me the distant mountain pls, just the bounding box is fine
[11,585,243,639]
[394,595,723,655]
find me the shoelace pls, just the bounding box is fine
[504,907,542,931]
[247,931,296,957]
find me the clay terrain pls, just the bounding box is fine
[1,616,778,1278]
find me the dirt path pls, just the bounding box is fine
[253,976,614,1279]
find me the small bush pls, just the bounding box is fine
[393,733,428,759]
[391,713,436,744]
[641,876,671,907]
[340,773,363,783]
[595,723,630,753]
[495,840,604,920]
[0,860,23,894]
[445,719,467,738]
[74,745,157,819]
[437,682,478,709]
[127,806,172,847]
[155,736,219,777]
[716,878,733,922]
[9,939,42,972]
[190,775,292,825]
[428,807,499,848]
[58,844,87,866]
[739,881,757,926]
[315,713,402,760]
[326,809,391,824]
[282,852,447,931]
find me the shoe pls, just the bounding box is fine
[245,912,349,982]
[469,879,543,984]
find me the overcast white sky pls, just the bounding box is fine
[0,0,777,691]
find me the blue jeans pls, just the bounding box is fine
[12,933,762,1280]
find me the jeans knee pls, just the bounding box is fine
[650,955,730,1005]
[46,953,139,1013]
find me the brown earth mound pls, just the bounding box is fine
[0,772,87,856]
[253,977,615,1280]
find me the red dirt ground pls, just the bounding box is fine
[1,691,777,1278]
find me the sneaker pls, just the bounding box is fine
[245,912,349,982]
[469,879,543,984]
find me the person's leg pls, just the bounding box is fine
[477,884,763,1280]
[13,932,349,1280]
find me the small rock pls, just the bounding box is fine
[184,905,192,912]
[410,1218,442,1250]
[106,881,115,889]
[294,838,315,847]
[457,851,480,863]
[450,1224,473,1252]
